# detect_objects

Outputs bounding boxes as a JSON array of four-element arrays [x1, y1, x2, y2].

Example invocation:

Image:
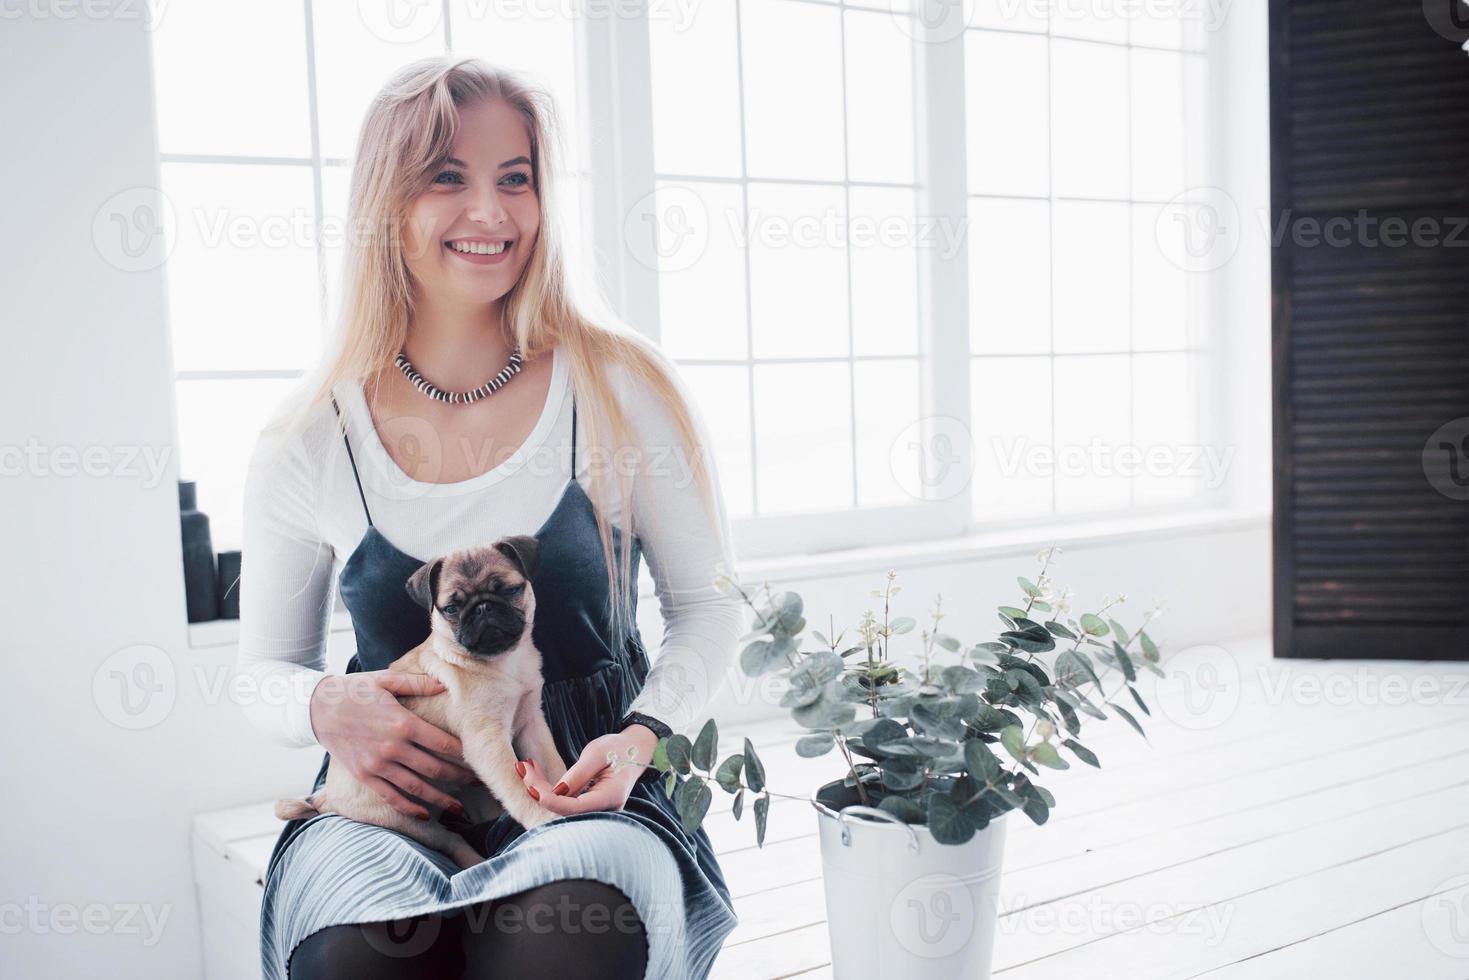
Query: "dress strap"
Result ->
[[329, 395, 374, 527], [571, 394, 577, 477]]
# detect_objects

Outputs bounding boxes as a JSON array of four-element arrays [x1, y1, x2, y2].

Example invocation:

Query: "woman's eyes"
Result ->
[[431, 169, 531, 189]]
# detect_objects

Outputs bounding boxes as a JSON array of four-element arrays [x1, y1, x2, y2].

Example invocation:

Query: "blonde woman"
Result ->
[[239, 55, 742, 979]]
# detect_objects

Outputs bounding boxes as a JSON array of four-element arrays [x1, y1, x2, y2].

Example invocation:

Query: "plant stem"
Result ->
[[836, 734, 871, 806]]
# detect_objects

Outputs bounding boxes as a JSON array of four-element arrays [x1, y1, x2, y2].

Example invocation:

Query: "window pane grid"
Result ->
[[966, 5, 1211, 524], [650, 0, 928, 519]]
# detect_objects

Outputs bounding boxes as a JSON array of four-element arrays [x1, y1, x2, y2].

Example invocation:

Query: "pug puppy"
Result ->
[[274, 535, 569, 869]]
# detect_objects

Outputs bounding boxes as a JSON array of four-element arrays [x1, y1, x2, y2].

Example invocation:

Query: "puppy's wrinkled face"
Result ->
[[405, 535, 542, 658]]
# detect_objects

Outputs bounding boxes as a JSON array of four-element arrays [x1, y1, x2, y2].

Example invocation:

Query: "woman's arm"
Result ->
[[236, 422, 336, 748], [615, 362, 746, 737]]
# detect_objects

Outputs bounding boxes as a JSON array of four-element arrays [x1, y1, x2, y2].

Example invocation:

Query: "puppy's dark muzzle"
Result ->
[[455, 598, 526, 656]]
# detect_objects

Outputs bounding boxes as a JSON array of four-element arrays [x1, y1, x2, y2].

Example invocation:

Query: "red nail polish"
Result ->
[[528, 786, 540, 801], [516, 761, 526, 777], [553, 782, 569, 796], [450, 801, 465, 814]]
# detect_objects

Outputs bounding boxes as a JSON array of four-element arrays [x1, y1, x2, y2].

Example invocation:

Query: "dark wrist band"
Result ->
[[617, 710, 674, 742]]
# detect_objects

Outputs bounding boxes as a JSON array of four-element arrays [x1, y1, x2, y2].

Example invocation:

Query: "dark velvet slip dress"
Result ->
[[257, 387, 739, 980]]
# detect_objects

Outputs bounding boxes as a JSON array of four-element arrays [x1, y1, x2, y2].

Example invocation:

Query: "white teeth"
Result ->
[[448, 241, 508, 255]]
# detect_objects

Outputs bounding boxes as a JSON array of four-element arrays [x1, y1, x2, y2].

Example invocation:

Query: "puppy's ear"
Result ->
[[404, 558, 443, 611], [495, 535, 542, 581]]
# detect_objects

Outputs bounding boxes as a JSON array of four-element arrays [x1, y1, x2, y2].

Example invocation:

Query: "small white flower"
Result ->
[[1036, 719, 1056, 741]]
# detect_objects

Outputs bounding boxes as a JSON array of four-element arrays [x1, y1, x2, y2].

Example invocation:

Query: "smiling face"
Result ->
[[401, 97, 541, 309]]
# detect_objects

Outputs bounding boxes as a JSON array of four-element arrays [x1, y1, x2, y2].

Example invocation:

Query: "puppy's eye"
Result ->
[[441, 603, 460, 616], [503, 584, 524, 596]]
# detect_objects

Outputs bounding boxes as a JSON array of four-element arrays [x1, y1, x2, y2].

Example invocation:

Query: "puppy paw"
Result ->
[[450, 840, 485, 869]]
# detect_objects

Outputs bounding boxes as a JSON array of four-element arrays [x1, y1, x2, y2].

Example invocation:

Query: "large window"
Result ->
[[154, 0, 1220, 559], [647, 0, 929, 531]]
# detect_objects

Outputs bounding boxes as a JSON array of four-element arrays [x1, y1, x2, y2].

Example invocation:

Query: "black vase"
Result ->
[[179, 480, 219, 623], [217, 550, 241, 620]]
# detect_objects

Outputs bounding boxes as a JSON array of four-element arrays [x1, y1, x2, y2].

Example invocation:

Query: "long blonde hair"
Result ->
[[261, 54, 722, 644]]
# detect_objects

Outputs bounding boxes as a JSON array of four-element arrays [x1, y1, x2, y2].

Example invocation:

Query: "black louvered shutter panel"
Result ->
[[1272, 0, 1469, 660]]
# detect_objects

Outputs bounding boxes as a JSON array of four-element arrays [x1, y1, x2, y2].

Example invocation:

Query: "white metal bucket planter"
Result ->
[[811, 780, 1009, 980]]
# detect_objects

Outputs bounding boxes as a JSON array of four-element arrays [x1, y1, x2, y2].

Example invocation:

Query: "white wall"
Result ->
[[2, 6, 227, 977], [0, 4, 1275, 978]]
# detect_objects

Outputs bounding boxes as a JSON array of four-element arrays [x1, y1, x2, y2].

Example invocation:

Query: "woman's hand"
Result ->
[[516, 725, 662, 815], [309, 670, 480, 822]]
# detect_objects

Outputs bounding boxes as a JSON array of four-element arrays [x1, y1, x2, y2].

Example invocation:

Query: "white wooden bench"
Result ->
[[191, 801, 282, 980]]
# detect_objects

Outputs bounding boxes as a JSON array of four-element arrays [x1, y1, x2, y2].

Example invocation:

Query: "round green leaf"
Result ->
[[743, 738, 766, 794], [796, 732, 836, 757], [1029, 742, 1070, 770], [927, 793, 977, 845]]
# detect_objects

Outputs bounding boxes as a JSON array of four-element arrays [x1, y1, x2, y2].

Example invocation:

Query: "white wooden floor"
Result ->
[[700, 635, 1469, 979], [210, 634, 1469, 978]]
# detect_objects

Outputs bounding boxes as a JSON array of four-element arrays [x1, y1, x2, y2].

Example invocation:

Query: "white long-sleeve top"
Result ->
[[237, 345, 744, 748]]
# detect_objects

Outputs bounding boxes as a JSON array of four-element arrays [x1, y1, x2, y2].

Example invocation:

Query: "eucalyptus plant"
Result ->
[[627, 546, 1166, 847]]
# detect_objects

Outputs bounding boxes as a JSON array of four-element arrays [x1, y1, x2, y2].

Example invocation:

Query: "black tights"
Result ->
[[287, 878, 648, 979]]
